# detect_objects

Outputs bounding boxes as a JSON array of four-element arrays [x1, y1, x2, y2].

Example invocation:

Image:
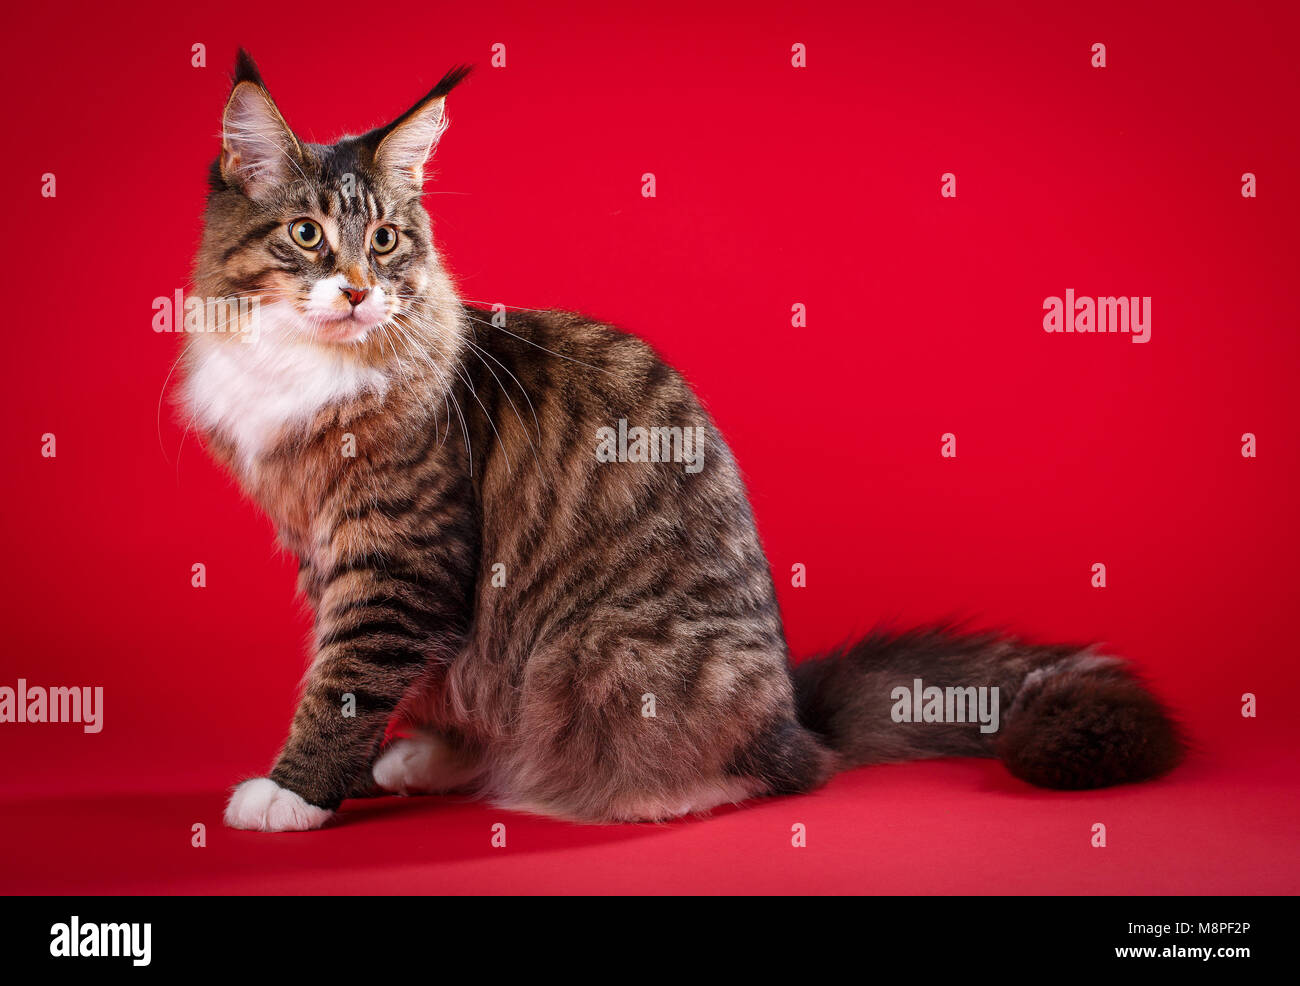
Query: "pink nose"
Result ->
[[340, 286, 369, 306]]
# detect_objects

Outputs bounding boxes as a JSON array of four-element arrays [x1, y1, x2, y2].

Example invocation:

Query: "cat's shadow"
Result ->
[[11, 758, 1156, 892], [335, 789, 752, 842], [0, 785, 726, 893]]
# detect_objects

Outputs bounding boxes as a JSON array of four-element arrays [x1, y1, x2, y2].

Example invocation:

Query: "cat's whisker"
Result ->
[[377, 310, 467, 464], [461, 308, 609, 374], [392, 311, 488, 473], [461, 336, 543, 449], [374, 321, 411, 377], [397, 310, 530, 474], [457, 297, 548, 313], [453, 334, 544, 474], [156, 338, 196, 467], [395, 292, 604, 374], [394, 294, 545, 454]]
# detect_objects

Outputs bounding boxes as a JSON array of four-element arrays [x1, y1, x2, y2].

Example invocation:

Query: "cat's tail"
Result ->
[[791, 626, 1185, 789]]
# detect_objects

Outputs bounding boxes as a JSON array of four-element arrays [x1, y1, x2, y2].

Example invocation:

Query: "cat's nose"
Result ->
[[340, 286, 369, 307]]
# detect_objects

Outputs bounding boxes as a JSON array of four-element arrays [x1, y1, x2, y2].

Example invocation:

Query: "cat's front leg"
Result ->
[[225, 560, 471, 832]]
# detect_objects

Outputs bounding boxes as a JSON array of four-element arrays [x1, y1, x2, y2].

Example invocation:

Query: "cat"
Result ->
[[181, 50, 1184, 831]]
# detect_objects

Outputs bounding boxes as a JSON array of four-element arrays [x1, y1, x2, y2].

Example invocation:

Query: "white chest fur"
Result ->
[[181, 301, 389, 468]]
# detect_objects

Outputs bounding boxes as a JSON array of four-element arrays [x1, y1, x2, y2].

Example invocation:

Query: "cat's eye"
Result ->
[[289, 219, 323, 250], [370, 224, 399, 255]]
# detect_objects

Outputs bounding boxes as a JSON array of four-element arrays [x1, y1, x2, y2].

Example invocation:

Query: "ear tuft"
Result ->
[[371, 65, 474, 187], [233, 47, 266, 88], [428, 64, 474, 100], [219, 66, 303, 200]]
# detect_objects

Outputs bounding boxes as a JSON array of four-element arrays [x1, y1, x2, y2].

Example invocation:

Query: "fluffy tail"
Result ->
[[792, 627, 1185, 789]]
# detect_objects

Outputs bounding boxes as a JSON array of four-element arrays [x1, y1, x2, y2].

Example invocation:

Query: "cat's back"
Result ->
[[461, 303, 700, 418], [457, 303, 729, 483]]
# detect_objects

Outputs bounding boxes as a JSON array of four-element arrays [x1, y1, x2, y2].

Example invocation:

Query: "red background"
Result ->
[[1, 0, 1296, 894]]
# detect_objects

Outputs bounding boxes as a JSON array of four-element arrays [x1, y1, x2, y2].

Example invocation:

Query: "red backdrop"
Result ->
[[1, 0, 1296, 894]]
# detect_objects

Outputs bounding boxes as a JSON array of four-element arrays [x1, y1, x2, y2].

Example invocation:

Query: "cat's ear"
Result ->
[[372, 65, 473, 186], [219, 49, 303, 200]]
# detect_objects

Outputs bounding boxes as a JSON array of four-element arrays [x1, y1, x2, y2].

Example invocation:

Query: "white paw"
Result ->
[[224, 777, 333, 832], [373, 732, 476, 795], [372, 736, 438, 795]]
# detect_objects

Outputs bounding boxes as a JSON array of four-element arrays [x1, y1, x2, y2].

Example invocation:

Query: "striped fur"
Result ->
[[184, 53, 1183, 830]]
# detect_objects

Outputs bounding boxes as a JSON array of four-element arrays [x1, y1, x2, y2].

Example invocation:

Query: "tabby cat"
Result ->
[[182, 51, 1183, 831]]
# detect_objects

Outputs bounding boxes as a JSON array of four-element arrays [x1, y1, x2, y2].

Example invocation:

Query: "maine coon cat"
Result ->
[[183, 51, 1183, 831]]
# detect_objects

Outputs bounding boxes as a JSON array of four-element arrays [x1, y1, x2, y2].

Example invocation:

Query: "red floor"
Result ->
[[3, 748, 1293, 895]]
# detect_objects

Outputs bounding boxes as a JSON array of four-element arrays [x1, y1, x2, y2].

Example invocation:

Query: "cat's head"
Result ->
[[192, 49, 469, 356]]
